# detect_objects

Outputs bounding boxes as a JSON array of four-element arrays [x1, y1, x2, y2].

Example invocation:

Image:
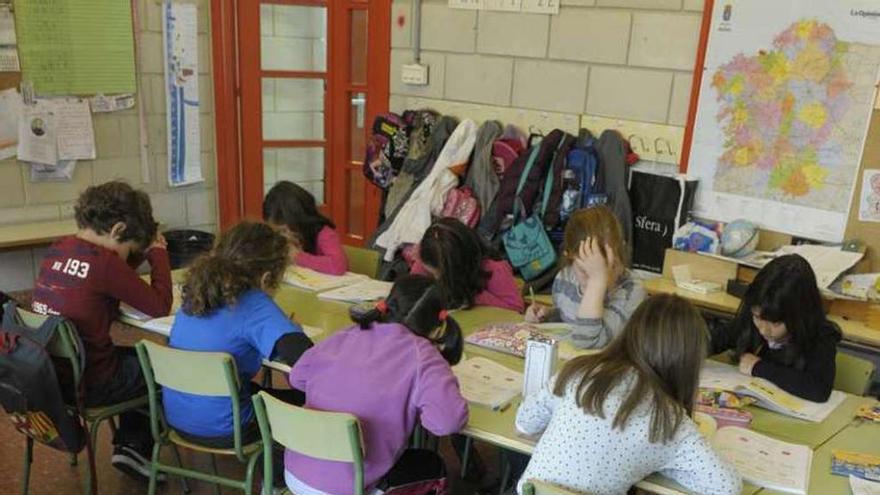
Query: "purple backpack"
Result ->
[[363, 113, 410, 189]]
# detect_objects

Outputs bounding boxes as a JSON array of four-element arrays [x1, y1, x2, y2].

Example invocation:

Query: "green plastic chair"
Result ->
[[835, 351, 876, 396], [522, 479, 589, 495], [135, 340, 263, 495], [343, 245, 380, 279], [252, 391, 364, 495], [15, 307, 149, 495]]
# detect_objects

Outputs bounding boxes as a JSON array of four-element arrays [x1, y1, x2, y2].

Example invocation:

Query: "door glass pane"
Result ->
[[260, 4, 327, 72], [350, 10, 368, 85], [347, 169, 365, 237], [262, 78, 324, 141], [264, 148, 325, 204], [349, 92, 366, 162]]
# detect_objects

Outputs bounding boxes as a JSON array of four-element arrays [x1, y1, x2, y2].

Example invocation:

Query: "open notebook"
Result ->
[[282, 266, 368, 292], [452, 357, 523, 411], [317, 279, 392, 303], [700, 360, 846, 422], [708, 423, 812, 495]]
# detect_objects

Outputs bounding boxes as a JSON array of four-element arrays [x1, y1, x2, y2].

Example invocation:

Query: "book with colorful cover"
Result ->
[[856, 404, 880, 423], [466, 323, 557, 357], [832, 450, 880, 481], [700, 360, 846, 422]]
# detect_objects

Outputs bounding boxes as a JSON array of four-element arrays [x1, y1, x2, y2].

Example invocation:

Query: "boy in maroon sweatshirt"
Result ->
[[32, 181, 172, 480]]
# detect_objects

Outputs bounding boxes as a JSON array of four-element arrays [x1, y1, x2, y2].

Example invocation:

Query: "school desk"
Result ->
[[643, 277, 880, 349], [759, 417, 880, 495], [0, 219, 77, 250]]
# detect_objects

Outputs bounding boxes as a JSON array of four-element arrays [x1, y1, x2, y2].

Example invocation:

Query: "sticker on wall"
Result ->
[[163, 1, 203, 187], [520, 0, 558, 14], [448, 0, 483, 10], [483, 0, 521, 12]]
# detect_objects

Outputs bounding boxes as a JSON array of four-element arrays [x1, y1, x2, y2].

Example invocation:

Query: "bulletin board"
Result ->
[[680, 0, 880, 272]]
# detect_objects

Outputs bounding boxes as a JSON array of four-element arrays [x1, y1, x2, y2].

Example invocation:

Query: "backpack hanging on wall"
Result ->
[[629, 171, 698, 273], [363, 113, 411, 189]]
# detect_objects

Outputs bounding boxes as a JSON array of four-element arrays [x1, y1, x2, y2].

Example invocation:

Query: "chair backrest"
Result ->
[[253, 391, 364, 495], [137, 340, 238, 396], [523, 480, 588, 495], [835, 351, 875, 396], [343, 245, 380, 279]]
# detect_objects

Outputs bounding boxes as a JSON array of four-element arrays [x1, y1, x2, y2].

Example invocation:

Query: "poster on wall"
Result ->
[[859, 169, 880, 223], [686, 0, 880, 242], [163, 1, 203, 187]]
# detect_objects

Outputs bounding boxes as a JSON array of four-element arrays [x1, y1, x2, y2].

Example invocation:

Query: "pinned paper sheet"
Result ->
[[50, 98, 96, 160], [89, 94, 136, 113], [29, 160, 76, 182], [164, 2, 203, 187], [0, 88, 21, 160], [17, 109, 57, 166], [859, 169, 880, 223], [0, 4, 19, 71]]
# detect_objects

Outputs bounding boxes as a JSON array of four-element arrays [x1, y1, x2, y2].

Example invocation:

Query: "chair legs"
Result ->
[[171, 444, 192, 494], [210, 454, 222, 495], [21, 437, 33, 495], [148, 442, 161, 495], [83, 419, 104, 495]]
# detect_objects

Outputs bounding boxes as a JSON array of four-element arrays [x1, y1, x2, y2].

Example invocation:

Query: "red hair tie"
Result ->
[[438, 309, 448, 322], [375, 300, 388, 315]]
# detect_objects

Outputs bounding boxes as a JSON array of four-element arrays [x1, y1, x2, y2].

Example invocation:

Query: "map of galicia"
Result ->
[[709, 19, 880, 212]]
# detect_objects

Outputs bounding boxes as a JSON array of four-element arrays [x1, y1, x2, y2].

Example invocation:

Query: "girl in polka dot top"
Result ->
[[516, 294, 742, 495]]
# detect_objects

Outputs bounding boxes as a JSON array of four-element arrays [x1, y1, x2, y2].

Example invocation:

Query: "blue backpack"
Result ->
[[565, 133, 606, 210]]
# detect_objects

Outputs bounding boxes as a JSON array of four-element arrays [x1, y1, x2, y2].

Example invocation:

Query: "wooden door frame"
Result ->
[[210, 0, 390, 238]]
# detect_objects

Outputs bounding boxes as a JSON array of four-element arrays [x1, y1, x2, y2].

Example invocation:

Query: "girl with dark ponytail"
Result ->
[[283, 275, 467, 494], [164, 221, 313, 450]]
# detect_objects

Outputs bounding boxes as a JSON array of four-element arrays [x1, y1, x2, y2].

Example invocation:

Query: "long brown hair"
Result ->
[[561, 206, 626, 269], [553, 294, 708, 443], [183, 221, 289, 316]]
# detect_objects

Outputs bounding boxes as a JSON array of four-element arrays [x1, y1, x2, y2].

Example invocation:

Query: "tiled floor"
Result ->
[[0, 323, 500, 494]]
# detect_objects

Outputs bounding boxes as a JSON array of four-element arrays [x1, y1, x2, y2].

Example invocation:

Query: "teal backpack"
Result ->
[[502, 141, 564, 281]]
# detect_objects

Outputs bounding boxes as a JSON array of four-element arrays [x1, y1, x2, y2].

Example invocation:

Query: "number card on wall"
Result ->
[[484, 0, 521, 12], [448, 0, 482, 10], [521, 0, 558, 14]]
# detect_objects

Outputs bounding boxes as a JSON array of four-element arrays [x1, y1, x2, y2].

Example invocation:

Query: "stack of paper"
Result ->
[[453, 357, 523, 411], [283, 266, 368, 292], [317, 279, 392, 303]]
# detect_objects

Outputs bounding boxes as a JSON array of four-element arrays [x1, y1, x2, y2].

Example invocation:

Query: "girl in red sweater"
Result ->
[[263, 181, 348, 275]]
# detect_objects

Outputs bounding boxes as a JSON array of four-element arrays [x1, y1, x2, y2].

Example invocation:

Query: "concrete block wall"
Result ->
[[389, 0, 704, 128], [0, 0, 218, 292]]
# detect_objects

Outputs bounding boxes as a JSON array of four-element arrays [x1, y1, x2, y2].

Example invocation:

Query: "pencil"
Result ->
[[529, 286, 536, 307]]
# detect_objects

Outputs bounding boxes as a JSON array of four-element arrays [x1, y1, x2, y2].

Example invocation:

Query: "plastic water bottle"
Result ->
[[560, 169, 581, 221]]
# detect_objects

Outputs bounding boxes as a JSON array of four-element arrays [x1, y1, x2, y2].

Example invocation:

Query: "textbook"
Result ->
[[700, 360, 846, 422], [452, 357, 523, 411], [831, 450, 880, 481], [465, 323, 557, 358], [713, 426, 812, 494], [119, 305, 175, 336], [282, 266, 368, 292], [317, 279, 392, 303]]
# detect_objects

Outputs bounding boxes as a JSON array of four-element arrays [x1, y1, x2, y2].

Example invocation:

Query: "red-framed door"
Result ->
[[212, 0, 389, 244]]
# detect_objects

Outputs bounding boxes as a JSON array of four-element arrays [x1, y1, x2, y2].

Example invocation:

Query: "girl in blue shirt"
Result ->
[[164, 221, 312, 445]]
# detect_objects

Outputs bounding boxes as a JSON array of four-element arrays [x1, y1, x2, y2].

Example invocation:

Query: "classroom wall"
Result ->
[[389, 0, 703, 129], [0, 0, 218, 292]]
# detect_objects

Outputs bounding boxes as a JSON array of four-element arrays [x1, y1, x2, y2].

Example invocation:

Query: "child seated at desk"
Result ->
[[31, 181, 172, 480], [410, 217, 524, 312], [710, 254, 841, 402], [525, 206, 645, 348], [263, 180, 348, 275], [516, 295, 741, 495], [164, 221, 312, 482], [285, 275, 468, 494]]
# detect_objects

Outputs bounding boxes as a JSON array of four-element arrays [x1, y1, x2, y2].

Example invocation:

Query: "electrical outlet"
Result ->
[[401, 64, 429, 86], [580, 115, 685, 166]]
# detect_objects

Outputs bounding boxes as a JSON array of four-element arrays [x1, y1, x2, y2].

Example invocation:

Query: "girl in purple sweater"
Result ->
[[263, 181, 348, 275], [286, 275, 468, 494]]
